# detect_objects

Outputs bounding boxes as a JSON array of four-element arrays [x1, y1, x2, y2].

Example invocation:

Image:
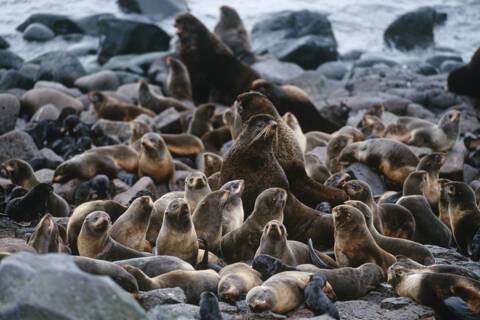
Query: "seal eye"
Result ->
[[237, 105, 244, 114], [255, 121, 264, 130], [351, 183, 360, 191]]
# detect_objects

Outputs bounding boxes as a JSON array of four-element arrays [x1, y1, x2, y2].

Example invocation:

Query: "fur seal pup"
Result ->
[[388, 267, 480, 320], [5, 183, 53, 222], [251, 79, 346, 133], [89, 91, 155, 121], [78, 211, 151, 260], [304, 153, 331, 184], [416, 152, 447, 211], [165, 56, 193, 101], [27, 213, 69, 254], [397, 195, 452, 247], [325, 134, 353, 173], [109, 196, 153, 252], [155, 198, 198, 265], [283, 112, 307, 152], [304, 273, 340, 319], [346, 200, 435, 265], [251, 255, 297, 280], [2, 159, 69, 217], [219, 179, 245, 235], [138, 80, 190, 113], [333, 205, 396, 272], [221, 188, 286, 263], [138, 132, 175, 184], [188, 103, 215, 138], [214, 5, 253, 64], [124, 266, 220, 304], [255, 220, 338, 268], [227, 93, 347, 211], [185, 171, 211, 212], [203, 152, 223, 177], [199, 291, 222, 320], [403, 170, 429, 196], [74, 174, 115, 205], [145, 191, 184, 245], [192, 189, 230, 253], [175, 13, 259, 105], [339, 138, 419, 185], [444, 181, 480, 259], [217, 262, 263, 303], [67, 200, 127, 255]]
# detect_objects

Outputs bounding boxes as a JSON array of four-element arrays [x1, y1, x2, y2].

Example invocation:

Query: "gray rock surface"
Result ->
[[138, 288, 186, 311], [91, 119, 131, 142], [74, 70, 120, 92], [252, 58, 304, 83], [23, 23, 55, 42], [30, 51, 86, 86], [0, 93, 20, 135], [0, 130, 40, 163]]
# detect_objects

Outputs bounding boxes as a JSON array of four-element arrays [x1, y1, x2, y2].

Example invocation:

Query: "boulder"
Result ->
[[74, 70, 119, 92], [138, 288, 186, 311], [0, 130, 40, 163], [74, 13, 115, 36], [252, 10, 338, 69], [91, 119, 131, 142], [426, 54, 462, 68], [35, 168, 54, 183], [0, 252, 146, 320], [23, 23, 55, 42], [0, 94, 20, 135], [252, 58, 304, 83], [0, 50, 24, 69], [39, 148, 64, 163], [16, 13, 83, 35], [355, 54, 398, 68], [288, 70, 327, 102], [440, 60, 463, 74], [117, 0, 188, 21], [114, 176, 157, 205], [34, 80, 82, 97], [345, 163, 385, 196], [0, 36, 9, 49], [20, 88, 84, 115], [147, 303, 233, 320], [317, 61, 349, 80], [384, 7, 447, 51], [97, 18, 170, 64], [426, 245, 480, 277], [0, 70, 33, 91], [30, 51, 86, 86], [153, 108, 183, 134]]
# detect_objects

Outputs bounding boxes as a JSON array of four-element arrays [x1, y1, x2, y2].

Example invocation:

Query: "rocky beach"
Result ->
[[1, 0, 480, 319]]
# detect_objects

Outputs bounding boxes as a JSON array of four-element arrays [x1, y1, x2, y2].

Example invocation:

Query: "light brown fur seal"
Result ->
[[185, 171, 211, 212], [138, 79, 190, 113], [27, 214, 69, 254], [89, 91, 155, 121], [217, 262, 262, 303], [138, 132, 175, 184]]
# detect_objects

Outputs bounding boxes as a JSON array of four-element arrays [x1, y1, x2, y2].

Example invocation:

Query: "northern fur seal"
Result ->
[[187, 103, 215, 138], [416, 152, 447, 211], [138, 132, 175, 184], [219, 179, 245, 235], [185, 171, 211, 212], [283, 112, 307, 152], [27, 214, 69, 254], [217, 262, 262, 302], [138, 79, 190, 113], [202, 152, 223, 177], [5, 183, 53, 222], [165, 56, 193, 101], [89, 91, 155, 121]]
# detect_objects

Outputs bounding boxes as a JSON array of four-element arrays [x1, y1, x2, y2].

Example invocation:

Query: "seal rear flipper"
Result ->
[[443, 296, 480, 320], [308, 238, 330, 269], [285, 159, 347, 207]]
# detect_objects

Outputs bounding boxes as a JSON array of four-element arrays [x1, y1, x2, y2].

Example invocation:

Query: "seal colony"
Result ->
[[0, 6, 480, 320]]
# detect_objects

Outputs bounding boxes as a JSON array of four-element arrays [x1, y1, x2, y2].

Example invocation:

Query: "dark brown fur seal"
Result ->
[[187, 103, 215, 138], [448, 47, 480, 101], [217, 262, 262, 303], [165, 56, 193, 101], [333, 205, 396, 273], [346, 200, 435, 265], [138, 132, 175, 184], [138, 79, 190, 113], [155, 198, 199, 265], [175, 12, 259, 105], [89, 91, 155, 121], [203, 152, 223, 177]]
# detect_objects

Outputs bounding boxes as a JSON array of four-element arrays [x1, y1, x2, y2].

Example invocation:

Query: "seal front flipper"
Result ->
[[285, 159, 347, 207], [308, 238, 330, 269]]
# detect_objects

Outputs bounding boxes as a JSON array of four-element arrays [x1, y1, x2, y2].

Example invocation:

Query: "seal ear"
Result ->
[[247, 232, 260, 247]]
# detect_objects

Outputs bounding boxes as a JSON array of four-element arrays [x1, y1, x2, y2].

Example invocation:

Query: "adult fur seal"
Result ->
[[155, 198, 198, 265], [138, 79, 190, 113], [109, 196, 153, 251], [220, 188, 286, 263], [175, 13, 259, 105], [165, 56, 193, 101], [346, 200, 435, 265], [333, 205, 396, 272], [138, 132, 175, 184], [251, 79, 348, 133], [217, 262, 262, 303], [89, 91, 155, 121], [225, 92, 347, 211], [444, 181, 480, 259]]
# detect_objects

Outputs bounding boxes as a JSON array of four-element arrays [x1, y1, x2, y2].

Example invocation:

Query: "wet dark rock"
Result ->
[[440, 60, 463, 74], [410, 62, 438, 76], [252, 58, 304, 83], [0, 36, 9, 49], [117, 0, 188, 21], [0, 69, 34, 91], [23, 23, 55, 42], [113, 176, 156, 205], [384, 7, 447, 51], [317, 61, 349, 80], [74, 70, 119, 92], [0, 93, 20, 135], [97, 18, 170, 65], [426, 54, 462, 68], [0, 50, 24, 70], [426, 245, 480, 277], [252, 10, 338, 69], [0, 252, 146, 319], [16, 13, 83, 35], [30, 51, 86, 86], [345, 163, 385, 195], [138, 288, 186, 311], [0, 130, 40, 163], [153, 108, 183, 134], [74, 13, 115, 36]]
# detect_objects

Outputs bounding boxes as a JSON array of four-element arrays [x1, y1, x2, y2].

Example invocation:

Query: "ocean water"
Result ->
[[0, 0, 479, 63]]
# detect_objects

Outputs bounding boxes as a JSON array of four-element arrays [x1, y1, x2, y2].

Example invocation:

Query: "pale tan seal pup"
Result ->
[[219, 179, 245, 235], [155, 198, 198, 265], [89, 91, 155, 121], [217, 262, 262, 303], [185, 171, 211, 212]]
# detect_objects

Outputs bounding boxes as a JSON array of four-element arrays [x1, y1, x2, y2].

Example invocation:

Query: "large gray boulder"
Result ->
[[117, 0, 188, 21], [0, 130, 40, 163], [0, 93, 20, 135], [252, 10, 338, 69], [30, 51, 86, 86], [0, 50, 24, 69], [23, 23, 55, 42], [74, 70, 119, 92], [252, 58, 304, 83], [16, 13, 83, 35], [0, 252, 146, 320]]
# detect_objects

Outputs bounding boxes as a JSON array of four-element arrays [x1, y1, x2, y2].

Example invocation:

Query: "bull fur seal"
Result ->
[[333, 205, 396, 272], [155, 198, 199, 265], [77, 211, 151, 260], [255, 220, 338, 268], [165, 56, 193, 101], [109, 196, 153, 252], [444, 181, 480, 259], [220, 187, 286, 263], [27, 213, 69, 254], [187, 103, 215, 138], [124, 265, 220, 304], [175, 13, 259, 105], [388, 267, 480, 320], [217, 262, 263, 303], [1, 159, 69, 217], [185, 171, 211, 212], [346, 200, 435, 265], [138, 132, 175, 184], [339, 138, 419, 185], [89, 91, 155, 121], [214, 5, 253, 64], [138, 79, 190, 113], [67, 199, 127, 255]]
